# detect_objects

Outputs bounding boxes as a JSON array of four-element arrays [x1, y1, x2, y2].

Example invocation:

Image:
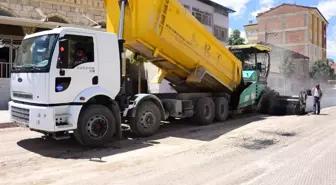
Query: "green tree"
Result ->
[[127, 53, 148, 93], [310, 60, 335, 82], [228, 29, 245, 45], [228, 29, 249, 61], [279, 51, 295, 78]]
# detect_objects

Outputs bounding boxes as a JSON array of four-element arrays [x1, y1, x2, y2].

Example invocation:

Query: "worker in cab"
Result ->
[[312, 84, 323, 115], [74, 47, 88, 66]]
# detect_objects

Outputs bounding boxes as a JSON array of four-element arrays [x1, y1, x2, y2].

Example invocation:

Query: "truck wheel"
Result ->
[[130, 101, 161, 137], [74, 104, 116, 147], [214, 97, 229, 122], [257, 90, 272, 114], [193, 97, 215, 125]]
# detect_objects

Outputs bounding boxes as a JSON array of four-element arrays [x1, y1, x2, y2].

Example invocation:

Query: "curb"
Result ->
[[0, 122, 16, 129]]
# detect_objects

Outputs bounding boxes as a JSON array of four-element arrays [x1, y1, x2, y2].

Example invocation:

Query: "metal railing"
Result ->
[[0, 62, 13, 78]]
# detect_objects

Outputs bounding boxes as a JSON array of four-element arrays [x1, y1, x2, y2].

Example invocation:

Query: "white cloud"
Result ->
[[318, 1, 336, 58], [327, 25, 336, 58], [317, 0, 336, 20], [250, 0, 275, 17], [211, 0, 251, 16]]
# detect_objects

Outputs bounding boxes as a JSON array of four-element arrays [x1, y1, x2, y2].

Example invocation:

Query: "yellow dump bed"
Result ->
[[104, 0, 242, 93]]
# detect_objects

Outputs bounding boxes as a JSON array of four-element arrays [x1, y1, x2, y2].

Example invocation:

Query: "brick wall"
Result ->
[[0, 0, 106, 26], [284, 14, 306, 28], [285, 30, 305, 43]]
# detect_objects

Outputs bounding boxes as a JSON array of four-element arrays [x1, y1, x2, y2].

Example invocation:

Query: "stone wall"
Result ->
[[0, 0, 106, 26]]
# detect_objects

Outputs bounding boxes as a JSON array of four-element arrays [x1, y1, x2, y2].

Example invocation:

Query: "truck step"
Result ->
[[52, 132, 71, 140]]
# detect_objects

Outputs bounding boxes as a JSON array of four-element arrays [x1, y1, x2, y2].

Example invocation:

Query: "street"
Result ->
[[0, 106, 336, 185]]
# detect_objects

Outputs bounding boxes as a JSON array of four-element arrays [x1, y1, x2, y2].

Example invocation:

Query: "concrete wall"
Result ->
[[0, 79, 10, 110], [213, 12, 229, 28]]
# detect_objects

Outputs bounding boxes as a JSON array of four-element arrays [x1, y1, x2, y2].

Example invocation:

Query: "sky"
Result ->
[[211, 0, 336, 60]]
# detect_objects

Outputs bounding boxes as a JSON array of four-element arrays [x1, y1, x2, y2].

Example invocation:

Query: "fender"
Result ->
[[73, 86, 116, 103], [126, 94, 168, 120], [71, 86, 122, 139]]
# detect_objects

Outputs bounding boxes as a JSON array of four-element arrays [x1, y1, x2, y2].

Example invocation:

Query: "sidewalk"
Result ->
[[0, 110, 15, 129]]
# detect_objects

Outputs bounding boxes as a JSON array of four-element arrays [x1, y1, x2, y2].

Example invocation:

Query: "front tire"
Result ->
[[129, 101, 162, 137], [74, 105, 116, 147]]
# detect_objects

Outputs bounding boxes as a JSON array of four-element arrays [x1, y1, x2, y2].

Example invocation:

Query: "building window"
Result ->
[[214, 25, 228, 41], [192, 8, 212, 26], [57, 34, 95, 69]]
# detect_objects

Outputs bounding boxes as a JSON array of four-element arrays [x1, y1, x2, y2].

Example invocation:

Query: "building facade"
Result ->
[[244, 21, 258, 44], [244, 4, 328, 67]]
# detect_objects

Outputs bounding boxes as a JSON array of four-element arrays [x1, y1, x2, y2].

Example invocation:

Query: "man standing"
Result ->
[[312, 84, 323, 115]]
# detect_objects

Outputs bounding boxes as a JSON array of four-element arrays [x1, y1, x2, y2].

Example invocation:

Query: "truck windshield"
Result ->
[[13, 34, 58, 71]]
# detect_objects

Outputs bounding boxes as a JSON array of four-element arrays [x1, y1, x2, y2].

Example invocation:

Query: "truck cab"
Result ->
[[9, 27, 121, 135]]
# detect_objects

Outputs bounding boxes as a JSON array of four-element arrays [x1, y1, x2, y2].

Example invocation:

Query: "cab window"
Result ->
[[57, 34, 94, 69]]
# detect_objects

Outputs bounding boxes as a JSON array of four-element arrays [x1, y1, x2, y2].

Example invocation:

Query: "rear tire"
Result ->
[[129, 101, 162, 137], [74, 105, 116, 147], [193, 97, 215, 125], [214, 97, 229, 122]]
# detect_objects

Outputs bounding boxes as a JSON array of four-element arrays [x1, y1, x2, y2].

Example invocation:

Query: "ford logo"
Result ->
[[18, 78, 22, 83]]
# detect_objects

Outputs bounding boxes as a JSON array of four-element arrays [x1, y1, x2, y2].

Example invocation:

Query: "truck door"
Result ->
[[49, 33, 98, 104]]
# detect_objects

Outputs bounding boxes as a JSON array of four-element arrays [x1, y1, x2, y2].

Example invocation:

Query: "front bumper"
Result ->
[[8, 101, 79, 132]]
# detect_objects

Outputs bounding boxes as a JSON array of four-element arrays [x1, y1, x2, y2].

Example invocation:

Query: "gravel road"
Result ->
[[1, 107, 336, 185]]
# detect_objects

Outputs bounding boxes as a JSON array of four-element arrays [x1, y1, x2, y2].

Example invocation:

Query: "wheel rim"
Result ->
[[140, 111, 156, 129], [86, 115, 109, 139]]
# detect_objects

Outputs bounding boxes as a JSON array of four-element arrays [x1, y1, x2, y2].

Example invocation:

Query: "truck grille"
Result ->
[[12, 92, 33, 99], [11, 106, 30, 123]]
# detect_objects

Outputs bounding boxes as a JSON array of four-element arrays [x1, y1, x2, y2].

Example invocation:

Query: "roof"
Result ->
[[256, 3, 328, 24], [228, 44, 272, 52], [197, 0, 235, 13], [243, 23, 258, 27]]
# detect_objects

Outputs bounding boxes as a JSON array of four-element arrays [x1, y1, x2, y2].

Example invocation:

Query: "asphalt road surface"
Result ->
[[1, 107, 336, 185]]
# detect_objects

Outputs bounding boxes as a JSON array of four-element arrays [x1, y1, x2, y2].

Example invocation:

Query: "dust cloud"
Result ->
[[265, 46, 336, 112]]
